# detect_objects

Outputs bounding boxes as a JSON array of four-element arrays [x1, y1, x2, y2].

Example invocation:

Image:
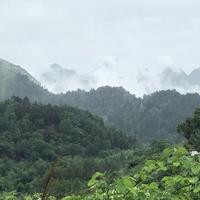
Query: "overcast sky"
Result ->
[[1, 0, 200, 95]]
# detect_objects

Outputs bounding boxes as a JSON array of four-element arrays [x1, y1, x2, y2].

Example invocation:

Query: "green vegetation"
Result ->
[[1, 61, 200, 199], [2, 97, 200, 199], [65, 146, 200, 200], [1, 60, 200, 142], [61, 106, 200, 200], [3, 146, 200, 199], [0, 62, 55, 103], [0, 97, 136, 197], [178, 107, 200, 151], [63, 87, 200, 142]]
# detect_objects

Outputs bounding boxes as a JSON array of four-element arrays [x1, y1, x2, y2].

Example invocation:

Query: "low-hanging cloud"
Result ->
[[1, 0, 200, 96], [1, 0, 200, 78], [136, 66, 200, 96], [40, 57, 124, 93], [41, 63, 96, 93], [40, 57, 200, 97]]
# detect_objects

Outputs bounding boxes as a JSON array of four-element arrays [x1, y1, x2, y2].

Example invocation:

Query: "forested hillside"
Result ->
[[3, 107, 200, 199], [0, 59, 56, 103], [2, 0, 200, 199], [0, 97, 136, 197], [1, 59, 200, 142], [1, 61, 200, 198], [63, 87, 200, 141], [64, 106, 200, 200]]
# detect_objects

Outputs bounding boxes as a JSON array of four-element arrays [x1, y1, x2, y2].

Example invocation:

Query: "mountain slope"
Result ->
[[0, 60, 139, 196], [0, 97, 136, 196], [62, 88, 200, 142], [0, 59, 55, 103], [160, 67, 189, 87], [1, 59, 200, 141], [61, 86, 141, 135], [188, 68, 200, 85]]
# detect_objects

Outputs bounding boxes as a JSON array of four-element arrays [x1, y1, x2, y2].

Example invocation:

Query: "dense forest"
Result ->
[[2, 0, 200, 198], [2, 106, 200, 199], [63, 109, 200, 200], [63, 87, 200, 141], [1, 60, 200, 142], [0, 97, 136, 197], [1, 61, 200, 199]]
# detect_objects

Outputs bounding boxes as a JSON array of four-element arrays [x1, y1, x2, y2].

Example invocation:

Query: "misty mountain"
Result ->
[[63, 87, 200, 142], [137, 67, 200, 95], [188, 68, 200, 85], [40, 59, 125, 94], [1, 59, 200, 142], [41, 63, 96, 93], [158, 67, 200, 90], [40, 63, 200, 96], [0, 59, 56, 103], [160, 67, 189, 87]]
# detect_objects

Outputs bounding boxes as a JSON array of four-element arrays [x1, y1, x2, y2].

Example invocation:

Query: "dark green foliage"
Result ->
[[2, 147, 200, 199], [0, 97, 136, 197], [1, 60, 200, 142], [66, 147, 200, 200], [0, 97, 135, 158], [63, 87, 200, 142], [178, 107, 200, 151], [62, 87, 141, 136], [2, 61, 200, 199], [0, 61, 56, 103]]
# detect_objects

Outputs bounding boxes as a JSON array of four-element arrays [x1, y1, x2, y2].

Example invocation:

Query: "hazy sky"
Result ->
[[1, 0, 200, 95]]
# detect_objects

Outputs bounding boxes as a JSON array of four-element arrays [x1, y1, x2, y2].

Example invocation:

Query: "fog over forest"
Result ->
[[1, 1, 200, 199]]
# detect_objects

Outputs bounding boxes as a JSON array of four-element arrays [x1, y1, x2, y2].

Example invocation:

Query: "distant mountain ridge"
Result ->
[[160, 67, 188, 87], [0, 59, 41, 86], [0, 59, 56, 103], [62, 87, 200, 142], [41, 62, 200, 95], [160, 66, 200, 88], [188, 68, 200, 85], [1, 58, 200, 142]]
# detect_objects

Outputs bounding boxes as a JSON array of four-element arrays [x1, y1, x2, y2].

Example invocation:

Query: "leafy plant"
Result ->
[[65, 147, 200, 200]]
